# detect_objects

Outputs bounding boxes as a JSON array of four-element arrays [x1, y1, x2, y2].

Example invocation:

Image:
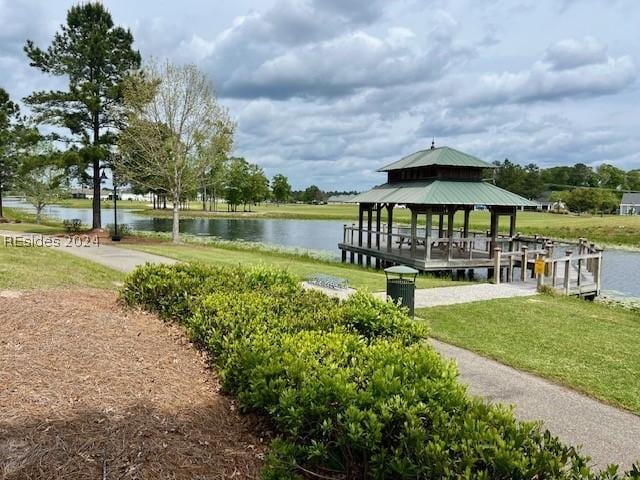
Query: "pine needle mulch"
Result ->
[[0, 289, 265, 479]]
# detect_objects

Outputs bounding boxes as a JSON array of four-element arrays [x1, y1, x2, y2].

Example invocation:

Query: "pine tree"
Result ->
[[24, 2, 140, 228]]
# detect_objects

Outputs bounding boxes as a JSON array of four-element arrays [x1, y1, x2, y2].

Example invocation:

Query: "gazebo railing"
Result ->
[[341, 224, 517, 261]]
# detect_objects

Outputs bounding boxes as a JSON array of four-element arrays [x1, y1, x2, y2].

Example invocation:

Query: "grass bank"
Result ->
[[124, 239, 456, 291], [52, 198, 149, 209], [418, 295, 640, 414], [0, 241, 123, 289], [134, 203, 640, 248], [2, 207, 65, 233]]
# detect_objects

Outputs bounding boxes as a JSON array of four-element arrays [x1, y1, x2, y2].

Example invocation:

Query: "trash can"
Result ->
[[384, 265, 419, 316]]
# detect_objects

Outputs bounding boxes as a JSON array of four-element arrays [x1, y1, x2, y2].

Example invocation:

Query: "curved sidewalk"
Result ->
[[432, 340, 640, 469]]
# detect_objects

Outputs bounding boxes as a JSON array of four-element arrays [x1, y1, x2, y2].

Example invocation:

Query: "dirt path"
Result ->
[[0, 290, 264, 479]]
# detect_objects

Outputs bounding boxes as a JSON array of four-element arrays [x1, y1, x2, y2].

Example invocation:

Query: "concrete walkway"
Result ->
[[433, 340, 640, 469], [306, 281, 538, 307], [411, 282, 537, 308], [0, 231, 176, 273]]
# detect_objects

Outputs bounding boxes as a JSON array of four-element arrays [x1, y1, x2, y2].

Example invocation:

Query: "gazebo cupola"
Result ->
[[339, 144, 539, 271]]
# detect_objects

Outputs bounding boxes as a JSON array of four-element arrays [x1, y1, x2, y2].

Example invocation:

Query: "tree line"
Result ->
[[492, 159, 639, 214]]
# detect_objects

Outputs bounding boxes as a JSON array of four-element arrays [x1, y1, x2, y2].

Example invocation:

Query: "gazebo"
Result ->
[[339, 144, 539, 274]]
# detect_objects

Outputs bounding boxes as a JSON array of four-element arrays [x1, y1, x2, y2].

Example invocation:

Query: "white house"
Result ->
[[620, 192, 640, 215]]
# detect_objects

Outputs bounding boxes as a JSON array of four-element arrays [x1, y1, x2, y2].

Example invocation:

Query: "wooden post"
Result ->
[[489, 210, 498, 258], [564, 251, 572, 295], [438, 213, 444, 240], [358, 204, 364, 265], [520, 245, 528, 282], [507, 254, 514, 282], [447, 209, 455, 260], [425, 211, 432, 260], [366, 206, 373, 267], [595, 248, 603, 296], [577, 256, 582, 290], [386, 204, 394, 253], [410, 208, 418, 257], [463, 207, 470, 240], [492, 247, 501, 284], [375, 205, 381, 250], [509, 211, 517, 251]]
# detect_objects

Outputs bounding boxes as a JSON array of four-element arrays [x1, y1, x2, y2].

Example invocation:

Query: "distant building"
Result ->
[[327, 194, 357, 204], [70, 188, 110, 200], [536, 191, 567, 213], [119, 189, 152, 202], [620, 192, 640, 215]]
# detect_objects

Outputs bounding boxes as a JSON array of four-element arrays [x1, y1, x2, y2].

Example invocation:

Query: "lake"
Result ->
[[5, 199, 640, 299]]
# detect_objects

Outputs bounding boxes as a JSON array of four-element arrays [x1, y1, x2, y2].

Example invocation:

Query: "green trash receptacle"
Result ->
[[384, 265, 419, 316]]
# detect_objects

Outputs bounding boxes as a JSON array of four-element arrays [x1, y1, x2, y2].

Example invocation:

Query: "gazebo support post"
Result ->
[[438, 213, 444, 241], [489, 209, 498, 258], [386, 203, 394, 253], [425, 211, 432, 260], [366, 205, 373, 267], [358, 203, 364, 265], [447, 208, 455, 261], [463, 207, 470, 239], [375, 204, 381, 269], [375, 204, 381, 250], [509, 208, 517, 251], [410, 208, 418, 257]]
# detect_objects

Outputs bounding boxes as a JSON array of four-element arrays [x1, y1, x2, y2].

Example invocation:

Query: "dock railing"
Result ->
[[341, 226, 603, 296], [342, 224, 516, 260]]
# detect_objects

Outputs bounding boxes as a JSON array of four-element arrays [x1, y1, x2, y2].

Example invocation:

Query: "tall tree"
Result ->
[[223, 157, 249, 212], [596, 163, 628, 190], [0, 88, 21, 219], [245, 164, 269, 210], [0, 88, 40, 219], [194, 118, 235, 211], [303, 185, 325, 203], [271, 173, 292, 205], [117, 61, 231, 243], [24, 2, 140, 229], [17, 142, 65, 224], [627, 169, 640, 191]]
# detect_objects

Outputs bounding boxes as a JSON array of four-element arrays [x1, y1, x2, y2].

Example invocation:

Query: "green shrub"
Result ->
[[340, 291, 427, 345], [62, 218, 83, 233], [121, 263, 638, 479], [106, 223, 131, 237], [120, 262, 299, 320]]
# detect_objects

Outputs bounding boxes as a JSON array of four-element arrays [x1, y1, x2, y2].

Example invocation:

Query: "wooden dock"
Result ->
[[339, 225, 603, 297]]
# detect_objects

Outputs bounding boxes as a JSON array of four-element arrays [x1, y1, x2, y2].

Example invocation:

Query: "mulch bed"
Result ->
[[0, 290, 265, 479]]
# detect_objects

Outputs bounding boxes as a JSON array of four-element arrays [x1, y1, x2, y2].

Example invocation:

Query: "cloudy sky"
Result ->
[[1, 0, 639, 190]]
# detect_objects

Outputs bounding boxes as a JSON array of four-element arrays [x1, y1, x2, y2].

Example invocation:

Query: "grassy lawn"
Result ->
[[0, 241, 123, 289], [418, 295, 640, 414], [125, 242, 456, 291], [0, 222, 62, 234], [135, 203, 640, 248]]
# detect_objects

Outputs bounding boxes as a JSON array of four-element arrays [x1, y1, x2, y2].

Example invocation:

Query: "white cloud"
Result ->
[[544, 36, 608, 70], [453, 53, 636, 107]]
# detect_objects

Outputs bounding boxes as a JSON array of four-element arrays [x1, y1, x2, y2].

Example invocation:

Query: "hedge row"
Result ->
[[121, 263, 636, 479]]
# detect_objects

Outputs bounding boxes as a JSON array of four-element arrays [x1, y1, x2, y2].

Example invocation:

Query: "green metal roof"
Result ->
[[377, 146, 494, 172], [349, 180, 539, 207]]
